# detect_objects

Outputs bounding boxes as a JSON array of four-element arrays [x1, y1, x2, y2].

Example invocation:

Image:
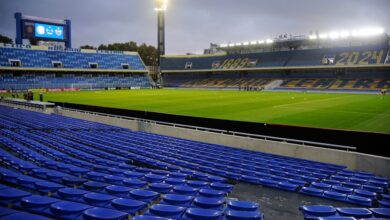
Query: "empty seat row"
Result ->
[[300, 205, 390, 219]]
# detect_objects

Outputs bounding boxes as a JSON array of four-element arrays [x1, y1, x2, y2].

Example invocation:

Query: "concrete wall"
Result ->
[[56, 108, 390, 177]]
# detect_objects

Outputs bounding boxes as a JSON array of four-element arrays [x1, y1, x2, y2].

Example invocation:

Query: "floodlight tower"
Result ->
[[155, 0, 167, 66]]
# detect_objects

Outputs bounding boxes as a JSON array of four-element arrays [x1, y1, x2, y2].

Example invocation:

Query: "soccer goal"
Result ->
[[71, 83, 94, 90]]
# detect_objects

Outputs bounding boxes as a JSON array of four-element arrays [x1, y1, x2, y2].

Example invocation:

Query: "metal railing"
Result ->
[[59, 107, 356, 152], [0, 98, 54, 111]]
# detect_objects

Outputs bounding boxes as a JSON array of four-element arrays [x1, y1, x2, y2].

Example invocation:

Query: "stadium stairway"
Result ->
[[0, 105, 389, 219]]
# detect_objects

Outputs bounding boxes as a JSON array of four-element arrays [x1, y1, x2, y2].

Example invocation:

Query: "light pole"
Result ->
[[155, 0, 167, 66]]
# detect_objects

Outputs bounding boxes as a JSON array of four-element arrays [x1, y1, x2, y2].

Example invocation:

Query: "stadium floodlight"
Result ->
[[243, 42, 249, 46], [352, 27, 385, 37], [235, 43, 242, 46], [250, 41, 257, 45], [258, 40, 265, 44], [229, 43, 235, 47], [266, 39, 274, 44], [308, 34, 317, 40], [155, 0, 168, 66], [155, 0, 168, 11], [329, 32, 340, 40], [340, 31, 350, 38], [319, 33, 328, 39], [220, 44, 228, 48]]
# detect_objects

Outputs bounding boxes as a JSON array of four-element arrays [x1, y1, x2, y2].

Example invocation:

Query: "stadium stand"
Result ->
[[0, 45, 145, 70], [163, 72, 390, 92], [0, 105, 265, 220], [161, 45, 389, 71], [0, 44, 151, 90], [161, 42, 390, 92], [0, 105, 389, 219]]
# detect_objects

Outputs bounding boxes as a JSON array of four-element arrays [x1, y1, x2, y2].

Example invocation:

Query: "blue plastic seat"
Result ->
[[129, 189, 159, 203], [111, 198, 147, 214], [46, 171, 67, 182], [258, 178, 278, 187], [362, 185, 383, 193], [300, 205, 337, 218], [300, 187, 324, 196], [354, 189, 377, 199], [379, 200, 390, 208], [277, 182, 298, 191], [123, 179, 147, 188], [70, 167, 89, 175], [147, 204, 186, 219], [145, 174, 166, 183], [62, 176, 87, 186], [198, 189, 225, 199], [56, 188, 88, 200], [16, 176, 36, 186], [192, 197, 224, 210], [20, 195, 59, 210], [336, 208, 372, 218], [311, 182, 331, 190], [34, 181, 64, 194], [187, 181, 209, 188], [50, 201, 92, 219], [331, 186, 353, 195], [133, 215, 172, 220], [0, 188, 31, 205], [193, 172, 209, 181], [173, 186, 199, 196], [210, 183, 233, 192], [86, 172, 106, 181], [208, 176, 226, 183], [183, 208, 222, 220], [224, 210, 262, 220], [83, 192, 115, 206], [0, 212, 52, 220], [227, 200, 259, 212], [286, 178, 305, 186], [346, 195, 372, 206], [317, 217, 356, 220], [149, 183, 173, 194], [368, 180, 388, 188], [0, 171, 18, 182], [322, 191, 347, 201], [342, 182, 361, 189], [83, 207, 128, 220], [124, 171, 145, 179], [370, 208, 390, 218], [105, 185, 131, 197], [161, 194, 194, 207], [242, 175, 259, 184], [381, 193, 390, 201], [83, 181, 109, 191], [168, 173, 187, 179], [104, 175, 126, 185], [0, 207, 17, 217], [164, 178, 186, 186]]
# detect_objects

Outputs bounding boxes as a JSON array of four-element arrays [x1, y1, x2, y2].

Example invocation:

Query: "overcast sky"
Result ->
[[0, 0, 389, 54]]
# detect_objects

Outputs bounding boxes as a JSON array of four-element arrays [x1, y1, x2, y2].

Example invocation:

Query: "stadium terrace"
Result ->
[[0, 3, 390, 220]]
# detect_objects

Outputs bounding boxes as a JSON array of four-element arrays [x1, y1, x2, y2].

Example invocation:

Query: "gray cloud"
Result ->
[[1, 0, 389, 54]]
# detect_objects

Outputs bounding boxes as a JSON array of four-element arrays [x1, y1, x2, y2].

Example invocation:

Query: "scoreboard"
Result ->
[[15, 12, 71, 48]]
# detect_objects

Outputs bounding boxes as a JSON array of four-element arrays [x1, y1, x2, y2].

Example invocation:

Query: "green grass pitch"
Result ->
[[38, 89, 390, 134]]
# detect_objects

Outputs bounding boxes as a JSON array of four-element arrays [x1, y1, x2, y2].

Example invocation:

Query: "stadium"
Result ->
[[0, 0, 390, 220]]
